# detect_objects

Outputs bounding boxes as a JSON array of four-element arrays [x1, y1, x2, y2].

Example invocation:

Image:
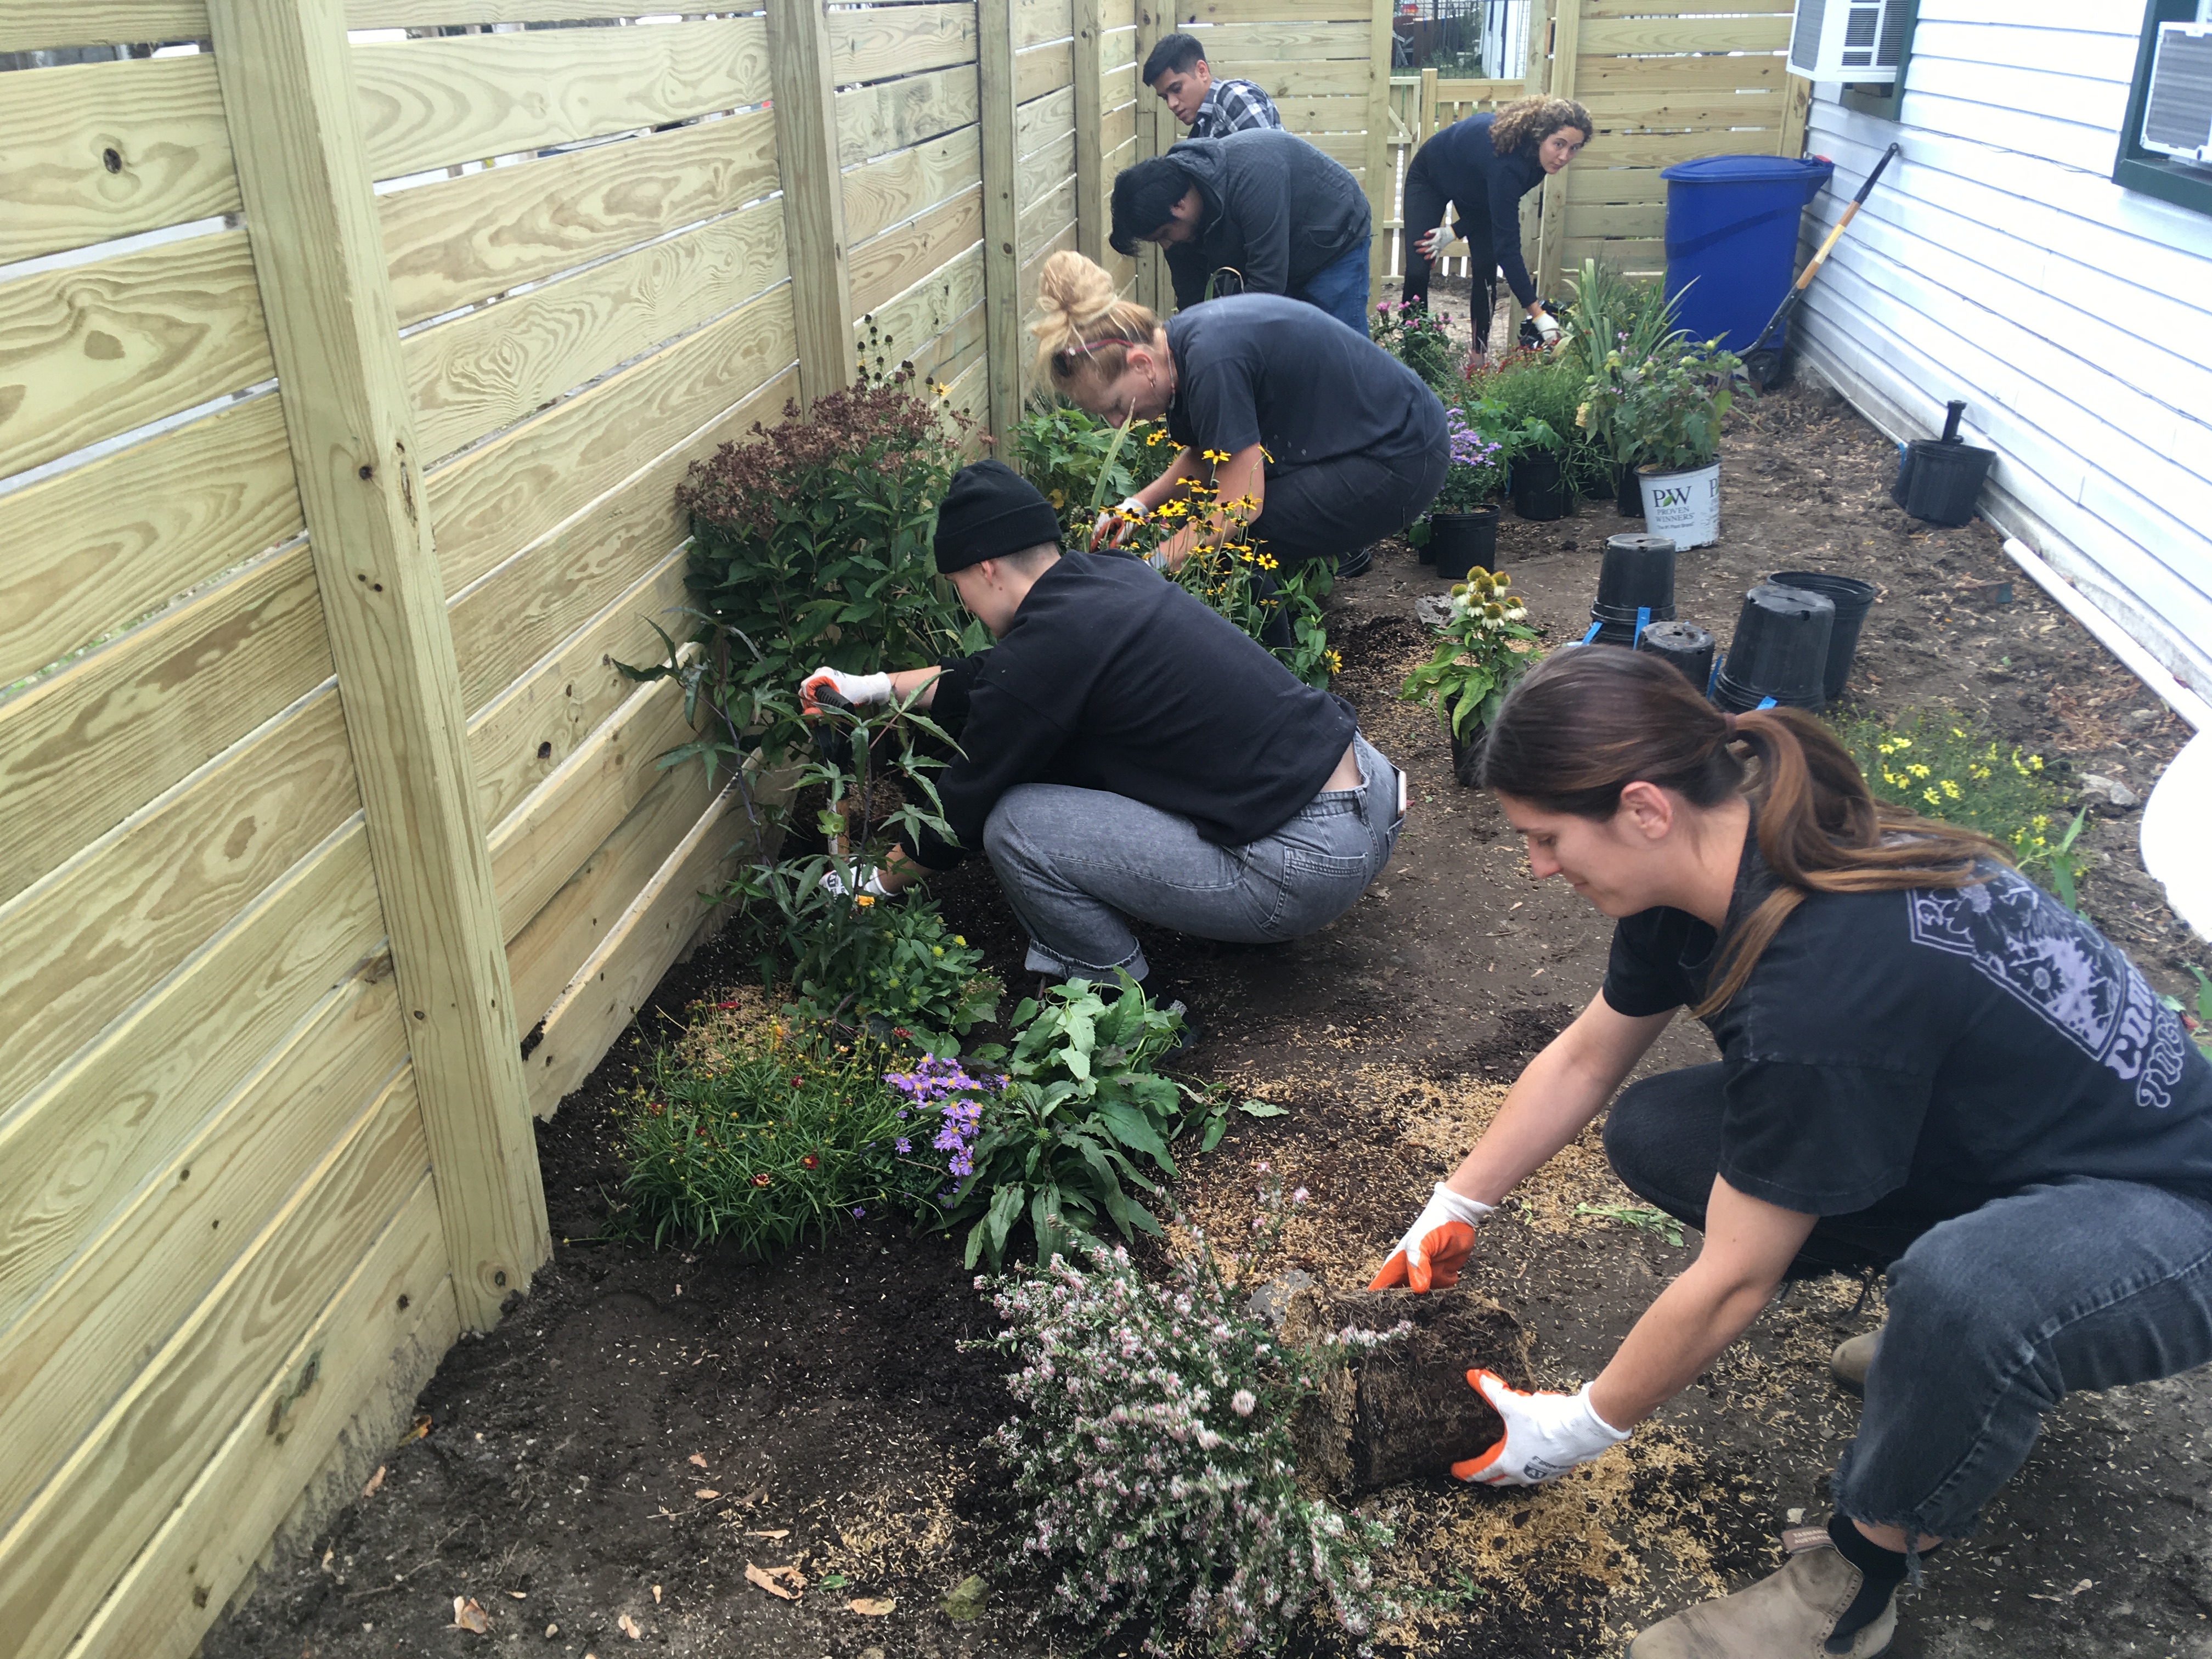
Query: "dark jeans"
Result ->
[[1604, 1064, 2212, 1540], [1251, 439, 1449, 569], [1401, 149, 1499, 349]]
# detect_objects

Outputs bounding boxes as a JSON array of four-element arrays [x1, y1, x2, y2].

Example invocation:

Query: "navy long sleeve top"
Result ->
[[1410, 114, 1547, 307]]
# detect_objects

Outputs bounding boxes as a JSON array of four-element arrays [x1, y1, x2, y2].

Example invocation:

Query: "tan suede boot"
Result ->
[[1831, 1329, 1881, 1397], [1628, 1526, 1899, 1658]]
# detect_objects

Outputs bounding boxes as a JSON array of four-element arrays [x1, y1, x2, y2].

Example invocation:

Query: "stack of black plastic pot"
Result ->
[[1585, 534, 1678, 646]]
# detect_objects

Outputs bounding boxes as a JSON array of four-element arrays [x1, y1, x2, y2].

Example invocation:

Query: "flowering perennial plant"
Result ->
[[885, 1053, 1007, 1182], [1429, 408, 1508, 512], [1400, 566, 1542, 741], [1370, 299, 1460, 390], [974, 1171, 1406, 1652]]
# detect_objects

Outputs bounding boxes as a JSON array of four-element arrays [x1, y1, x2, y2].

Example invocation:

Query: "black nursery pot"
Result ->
[[1510, 454, 1571, 521], [1588, 533, 1677, 645], [1614, 462, 1646, 518], [1770, 570, 1875, 703], [1429, 507, 1500, 581], [1712, 582, 1835, 712], [1448, 725, 1486, 788], [1635, 619, 1717, 697]]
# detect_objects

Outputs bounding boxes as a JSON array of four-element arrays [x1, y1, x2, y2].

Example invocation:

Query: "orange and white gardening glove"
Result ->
[[1452, 1370, 1629, 1487], [1367, 1183, 1494, 1291], [1090, 497, 1149, 552], [799, 665, 891, 713]]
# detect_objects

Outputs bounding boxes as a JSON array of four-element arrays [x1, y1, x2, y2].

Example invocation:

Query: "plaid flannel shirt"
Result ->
[[1186, 77, 1283, 139]]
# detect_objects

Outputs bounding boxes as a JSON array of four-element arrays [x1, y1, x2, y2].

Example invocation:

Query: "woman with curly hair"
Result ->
[[1400, 93, 1593, 363], [1028, 247, 1445, 580]]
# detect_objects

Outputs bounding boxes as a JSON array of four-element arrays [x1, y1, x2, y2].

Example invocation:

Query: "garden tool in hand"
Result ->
[[1452, 1370, 1629, 1486], [1368, 1183, 1495, 1291], [1741, 141, 1901, 391]]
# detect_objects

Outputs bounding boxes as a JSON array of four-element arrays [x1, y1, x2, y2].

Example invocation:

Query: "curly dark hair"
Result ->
[[1489, 94, 1594, 156]]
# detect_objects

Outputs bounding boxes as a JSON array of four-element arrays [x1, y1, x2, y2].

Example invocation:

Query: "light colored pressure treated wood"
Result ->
[[1575, 53, 1785, 95], [978, 0, 1025, 453], [0, 811, 381, 1338], [1367, 0, 1390, 280], [842, 126, 983, 248], [427, 286, 797, 603], [488, 669, 702, 943], [527, 784, 749, 1116], [466, 548, 691, 831], [1019, 176, 1080, 251], [347, 0, 646, 21], [0, 686, 359, 1154], [849, 187, 986, 320], [507, 758, 718, 1033], [1022, 129, 1079, 208], [1018, 0, 1075, 47], [830, 2, 978, 83], [0, 228, 273, 483], [1779, 71, 1812, 160], [836, 63, 981, 168], [0, 963, 404, 1536], [449, 364, 798, 720], [402, 198, 788, 463], [861, 244, 988, 377], [1579, 127, 1776, 168], [769, 0, 856, 412], [0, 1053, 429, 1659], [1015, 39, 1076, 104], [1577, 93, 1786, 128], [0, 52, 240, 266], [1189, 19, 1369, 58], [0, 1, 207, 51], [1074, 0, 1106, 259], [351, 18, 771, 181], [1170, 0, 1367, 19], [1017, 83, 1078, 154], [0, 544, 334, 914], [377, 108, 780, 328], [1578, 13, 1788, 56], [1203, 56, 1367, 99], [60, 1175, 453, 1659], [210, 0, 546, 1329], [1584, 0, 1788, 12], [0, 392, 302, 691], [1535, 0, 1581, 303]]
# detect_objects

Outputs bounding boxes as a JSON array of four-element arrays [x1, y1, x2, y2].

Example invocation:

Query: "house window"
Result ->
[[2114, 0, 2212, 217], [1838, 0, 1918, 121]]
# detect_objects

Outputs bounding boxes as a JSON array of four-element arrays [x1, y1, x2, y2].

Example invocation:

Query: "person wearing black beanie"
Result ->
[[797, 460, 1406, 1007]]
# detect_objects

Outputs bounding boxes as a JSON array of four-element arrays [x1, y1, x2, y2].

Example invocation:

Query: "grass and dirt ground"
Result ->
[[204, 363, 2212, 1659]]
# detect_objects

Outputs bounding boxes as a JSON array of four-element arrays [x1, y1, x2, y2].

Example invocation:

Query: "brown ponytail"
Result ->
[[1479, 647, 2008, 1014]]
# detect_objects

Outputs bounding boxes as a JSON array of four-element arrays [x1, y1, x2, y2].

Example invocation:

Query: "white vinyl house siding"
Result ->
[[1788, 2, 2212, 697]]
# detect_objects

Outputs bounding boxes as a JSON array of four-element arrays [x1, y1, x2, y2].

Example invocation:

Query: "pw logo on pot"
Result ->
[[1650, 485, 1696, 509]]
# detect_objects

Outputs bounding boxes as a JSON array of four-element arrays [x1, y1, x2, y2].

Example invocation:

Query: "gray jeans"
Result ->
[[981, 732, 1403, 980]]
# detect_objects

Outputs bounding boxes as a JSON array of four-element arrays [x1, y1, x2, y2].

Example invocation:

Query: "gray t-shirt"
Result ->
[[1165, 294, 1443, 472]]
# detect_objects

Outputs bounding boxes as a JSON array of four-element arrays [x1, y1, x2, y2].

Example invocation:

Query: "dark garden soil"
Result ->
[[206, 378, 2212, 1659]]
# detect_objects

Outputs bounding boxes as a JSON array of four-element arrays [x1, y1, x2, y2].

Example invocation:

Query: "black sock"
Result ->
[[1824, 1516, 1910, 1651]]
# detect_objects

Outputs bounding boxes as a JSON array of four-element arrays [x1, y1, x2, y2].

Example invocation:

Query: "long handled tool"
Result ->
[[1742, 141, 1901, 390]]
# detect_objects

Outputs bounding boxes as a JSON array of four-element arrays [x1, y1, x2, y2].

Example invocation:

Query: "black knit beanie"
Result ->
[[1110, 155, 1195, 256], [933, 460, 1063, 574]]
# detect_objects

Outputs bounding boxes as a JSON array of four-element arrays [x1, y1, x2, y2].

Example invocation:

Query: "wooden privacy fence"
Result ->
[[0, 1, 1131, 1654], [1372, 0, 1810, 303]]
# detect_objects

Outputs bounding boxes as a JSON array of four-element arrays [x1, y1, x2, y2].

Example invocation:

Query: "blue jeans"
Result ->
[[980, 733, 1402, 979], [1293, 241, 1373, 336], [1605, 1064, 2212, 1542]]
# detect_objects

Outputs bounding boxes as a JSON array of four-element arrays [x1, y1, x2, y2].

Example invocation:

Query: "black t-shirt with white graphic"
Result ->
[[1602, 839, 2212, 1220]]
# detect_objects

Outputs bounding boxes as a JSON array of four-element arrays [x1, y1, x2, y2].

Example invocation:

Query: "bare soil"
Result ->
[[205, 379, 2212, 1659]]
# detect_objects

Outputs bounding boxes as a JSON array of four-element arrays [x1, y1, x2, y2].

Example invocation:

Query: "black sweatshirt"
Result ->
[[1160, 129, 1372, 312], [1409, 114, 1547, 307], [898, 552, 1355, 870]]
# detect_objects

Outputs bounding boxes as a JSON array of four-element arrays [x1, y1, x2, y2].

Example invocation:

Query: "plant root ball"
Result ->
[[1279, 1286, 1533, 1495]]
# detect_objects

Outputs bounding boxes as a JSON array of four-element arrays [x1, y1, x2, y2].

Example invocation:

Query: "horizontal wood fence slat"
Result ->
[[0, 53, 240, 267], [1018, 0, 1075, 47], [377, 109, 781, 329], [837, 63, 981, 167], [1578, 12, 1789, 54], [849, 188, 986, 319], [831, 1, 978, 82], [345, 0, 644, 22], [0, 229, 273, 482], [0, 1, 207, 52], [351, 18, 771, 181], [843, 127, 983, 247], [1016, 39, 1075, 102], [0, 393, 301, 691], [1168, 0, 1373, 20]]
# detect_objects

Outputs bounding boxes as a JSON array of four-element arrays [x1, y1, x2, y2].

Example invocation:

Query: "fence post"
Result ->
[[205, 0, 548, 1331], [1510, 0, 1551, 342], [768, 0, 856, 411], [1367, 0, 1393, 292], [1133, 0, 1165, 312], [979, 0, 1024, 453], [1534, 0, 1578, 307], [1074, 0, 1107, 262]]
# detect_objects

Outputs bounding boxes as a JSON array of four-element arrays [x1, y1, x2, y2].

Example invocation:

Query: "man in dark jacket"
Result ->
[[1109, 129, 1373, 332], [798, 461, 1404, 1000]]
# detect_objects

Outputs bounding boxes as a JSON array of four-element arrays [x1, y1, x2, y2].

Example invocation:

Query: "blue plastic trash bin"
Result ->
[[1660, 155, 1836, 353]]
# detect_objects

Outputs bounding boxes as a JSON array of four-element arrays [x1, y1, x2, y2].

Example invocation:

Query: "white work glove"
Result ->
[[818, 865, 896, 900], [1367, 1182, 1496, 1291], [1452, 1373, 1630, 1486], [800, 665, 891, 710], [1415, 226, 1447, 262], [1090, 497, 1148, 552], [1531, 309, 1561, 347]]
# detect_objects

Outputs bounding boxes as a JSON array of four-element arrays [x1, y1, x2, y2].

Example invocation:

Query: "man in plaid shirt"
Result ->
[[1144, 32, 1283, 139]]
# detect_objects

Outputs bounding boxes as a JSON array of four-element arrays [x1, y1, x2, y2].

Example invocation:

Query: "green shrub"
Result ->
[[1835, 710, 2077, 876], [972, 1171, 1407, 1651], [618, 1012, 950, 1253], [1466, 348, 1610, 497], [1011, 404, 1175, 541], [1372, 298, 1461, 388]]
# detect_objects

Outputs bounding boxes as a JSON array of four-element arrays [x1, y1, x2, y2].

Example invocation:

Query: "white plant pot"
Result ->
[[1638, 461, 1721, 550]]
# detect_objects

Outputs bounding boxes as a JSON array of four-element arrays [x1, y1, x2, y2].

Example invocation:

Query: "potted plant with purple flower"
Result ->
[[1426, 407, 1508, 580]]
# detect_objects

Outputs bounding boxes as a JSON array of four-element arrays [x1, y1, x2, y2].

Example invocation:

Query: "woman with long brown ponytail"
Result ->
[[1369, 646, 2212, 1658]]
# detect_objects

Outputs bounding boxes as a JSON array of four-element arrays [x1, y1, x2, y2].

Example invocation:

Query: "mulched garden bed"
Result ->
[[204, 377, 2211, 1659]]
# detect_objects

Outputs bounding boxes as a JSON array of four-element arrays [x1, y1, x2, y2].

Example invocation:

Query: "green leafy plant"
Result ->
[[1012, 404, 1174, 541], [1399, 566, 1542, 740], [972, 1170, 1408, 1651], [1371, 298, 1461, 388], [947, 975, 1190, 1269], [1576, 1201, 1686, 1248], [1556, 258, 1702, 473], [1466, 348, 1612, 498], [618, 1021, 945, 1254], [2160, 966, 2212, 1053], [1175, 1077, 1290, 1153], [2045, 805, 2091, 913], [1578, 328, 1747, 473], [1838, 712, 2080, 893]]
